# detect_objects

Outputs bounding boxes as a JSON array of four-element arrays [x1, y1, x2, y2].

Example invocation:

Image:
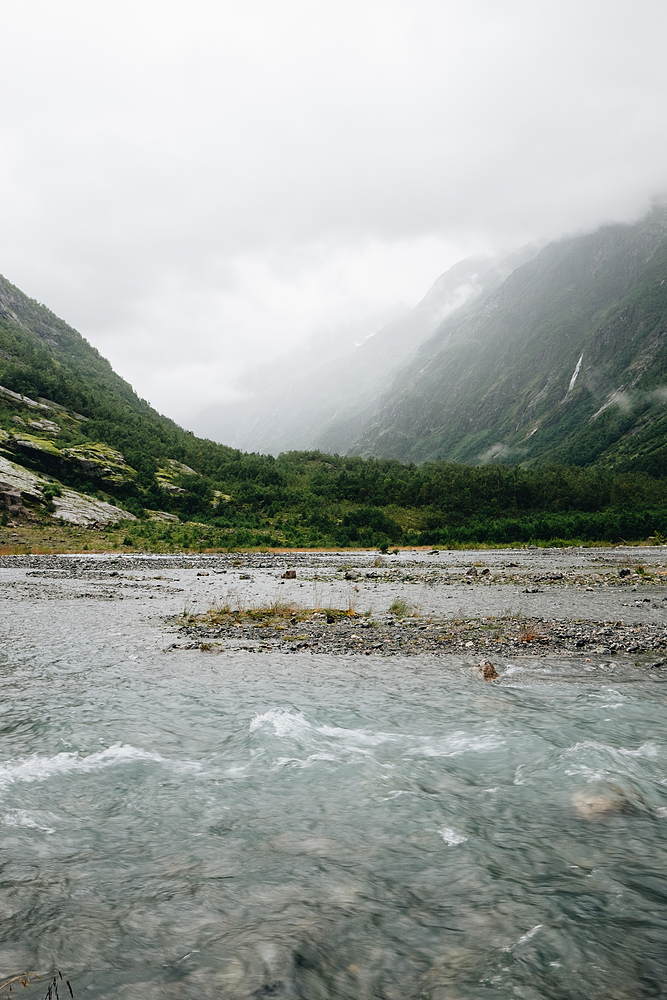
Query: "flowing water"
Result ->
[[1, 563, 667, 998]]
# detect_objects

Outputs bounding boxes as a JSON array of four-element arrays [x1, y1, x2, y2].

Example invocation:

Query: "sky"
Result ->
[[1, 0, 666, 429]]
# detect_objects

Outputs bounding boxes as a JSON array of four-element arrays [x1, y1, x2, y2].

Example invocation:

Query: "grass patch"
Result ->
[[185, 599, 360, 629], [388, 598, 415, 618]]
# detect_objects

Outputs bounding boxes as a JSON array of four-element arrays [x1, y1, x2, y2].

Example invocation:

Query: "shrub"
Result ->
[[388, 598, 413, 618]]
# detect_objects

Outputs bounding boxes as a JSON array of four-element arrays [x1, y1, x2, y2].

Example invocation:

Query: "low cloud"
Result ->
[[590, 389, 634, 420], [478, 443, 512, 464], [1, 0, 666, 427], [590, 386, 667, 423]]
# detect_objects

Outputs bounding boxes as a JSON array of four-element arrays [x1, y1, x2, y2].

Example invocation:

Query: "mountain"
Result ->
[[0, 272, 235, 473], [190, 247, 541, 454], [0, 273, 244, 526], [341, 205, 667, 476], [3, 263, 667, 551]]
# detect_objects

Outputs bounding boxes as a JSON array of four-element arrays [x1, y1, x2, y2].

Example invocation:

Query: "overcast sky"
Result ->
[[1, 0, 666, 428]]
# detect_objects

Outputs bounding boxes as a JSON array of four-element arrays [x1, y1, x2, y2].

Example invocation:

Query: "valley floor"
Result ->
[[2, 545, 667, 673]]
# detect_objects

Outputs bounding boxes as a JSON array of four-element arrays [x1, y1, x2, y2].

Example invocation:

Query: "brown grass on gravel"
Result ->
[[186, 599, 360, 628]]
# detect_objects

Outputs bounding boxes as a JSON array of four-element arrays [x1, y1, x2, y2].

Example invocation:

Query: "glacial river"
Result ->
[[1, 555, 666, 998]]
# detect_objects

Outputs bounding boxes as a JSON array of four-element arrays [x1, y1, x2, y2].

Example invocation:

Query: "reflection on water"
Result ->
[[1, 643, 666, 999]]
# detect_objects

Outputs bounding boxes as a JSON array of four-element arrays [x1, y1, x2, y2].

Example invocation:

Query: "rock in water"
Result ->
[[571, 785, 632, 820]]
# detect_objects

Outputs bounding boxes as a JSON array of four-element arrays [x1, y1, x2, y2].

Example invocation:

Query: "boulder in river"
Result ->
[[571, 784, 634, 820]]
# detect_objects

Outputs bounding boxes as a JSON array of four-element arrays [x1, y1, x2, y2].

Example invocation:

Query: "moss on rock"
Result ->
[[10, 432, 62, 458], [156, 458, 198, 493], [60, 443, 137, 483]]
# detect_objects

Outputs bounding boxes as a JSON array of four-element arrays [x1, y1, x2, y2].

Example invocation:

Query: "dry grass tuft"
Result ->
[[388, 598, 415, 618], [1, 972, 73, 1000], [186, 598, 359, 629]]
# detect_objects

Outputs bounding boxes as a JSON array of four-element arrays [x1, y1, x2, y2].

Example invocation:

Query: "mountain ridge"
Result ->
[[341, 206, 667, 475], [189, 245, 542, 454]]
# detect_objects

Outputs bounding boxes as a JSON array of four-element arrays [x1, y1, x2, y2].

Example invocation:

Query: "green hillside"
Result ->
[[347, 206, 667, 475], [3, 262, 667, 552]]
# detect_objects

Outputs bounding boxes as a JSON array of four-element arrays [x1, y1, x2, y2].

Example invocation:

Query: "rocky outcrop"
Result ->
[[27, 418, 59, 435], [10, 431, 61, 458], [51, 490, 137, 527], [0, 419, 137, 484], [146, 509, 180, 522], [59, 443, 137, 484], [0, 384, 51, 410], [0, 480, 30, 519], [156, 458, 198, 493], [0, 454, 136, 527]]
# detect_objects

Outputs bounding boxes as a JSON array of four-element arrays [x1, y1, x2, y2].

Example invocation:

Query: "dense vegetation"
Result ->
[[120, 459, 667, 550], [3, 272, 667, 550]]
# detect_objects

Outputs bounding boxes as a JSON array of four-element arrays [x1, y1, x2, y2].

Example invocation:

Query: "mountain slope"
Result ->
[[4, 269, 667, 550], [0, 273, 256, 524], [0, 274, 239, 477], [314, 244, 542, 454], [191, 247, 541, 454], [346, 206, 667, 474]]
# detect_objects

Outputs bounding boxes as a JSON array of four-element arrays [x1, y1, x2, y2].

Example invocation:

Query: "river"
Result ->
[[1, 551, 666, 999]]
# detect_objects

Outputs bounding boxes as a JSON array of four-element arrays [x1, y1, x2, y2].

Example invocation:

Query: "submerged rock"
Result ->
[[571, 785, 634, 820]]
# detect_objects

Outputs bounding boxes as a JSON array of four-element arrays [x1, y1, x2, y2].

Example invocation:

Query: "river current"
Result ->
[[1, 554, 667, 999]]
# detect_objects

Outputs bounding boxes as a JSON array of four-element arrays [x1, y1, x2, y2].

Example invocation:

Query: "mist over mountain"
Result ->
[[190, 246, 542, 454], [6, 246, 667, 552], [338, 205, 667, 475], [191, 206, 667, 477]]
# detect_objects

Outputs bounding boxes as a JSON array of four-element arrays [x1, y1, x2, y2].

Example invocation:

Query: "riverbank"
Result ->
[[2, 545, 667, 671], [1, 519, 663, 556]]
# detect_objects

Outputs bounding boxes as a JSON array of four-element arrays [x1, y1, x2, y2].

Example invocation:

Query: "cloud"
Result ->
[[478, 443, 512, 464], [590, 389, 634, 420], [0, 0, 666, 427]]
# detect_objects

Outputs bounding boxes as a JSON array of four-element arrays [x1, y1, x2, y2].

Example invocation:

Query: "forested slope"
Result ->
[[347, 206, 667, 475]]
